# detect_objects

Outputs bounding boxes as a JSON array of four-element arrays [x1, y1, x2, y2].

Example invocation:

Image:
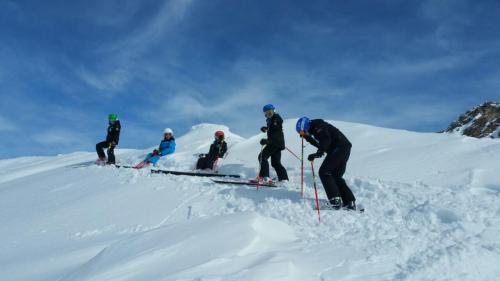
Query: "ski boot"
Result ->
[[275, 179, 289, 188], [96, 157, 107, 165], [342, 201, 357, 211], [329, 197, 342, 210], [263, 177, 274, 185], [251, 176, 274, 185]]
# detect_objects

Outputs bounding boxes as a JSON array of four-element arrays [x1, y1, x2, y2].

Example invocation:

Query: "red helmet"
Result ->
[[215, 131, 225, 139]]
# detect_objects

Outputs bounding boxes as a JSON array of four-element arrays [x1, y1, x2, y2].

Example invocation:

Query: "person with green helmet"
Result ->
[[96, 113, 121, 164]]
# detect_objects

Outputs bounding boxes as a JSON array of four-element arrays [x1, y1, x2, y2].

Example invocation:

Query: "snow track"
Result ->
[[0, 121, 499, 281]]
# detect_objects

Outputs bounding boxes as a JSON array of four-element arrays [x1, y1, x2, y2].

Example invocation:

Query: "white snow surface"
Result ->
[[1, 120, 499, 281]]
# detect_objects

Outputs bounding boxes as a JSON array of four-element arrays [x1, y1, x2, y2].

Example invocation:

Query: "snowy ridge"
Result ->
[[1, 120, 499, 281]]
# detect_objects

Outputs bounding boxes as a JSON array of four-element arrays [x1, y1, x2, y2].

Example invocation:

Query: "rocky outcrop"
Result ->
[[442, 101, 499, 138]]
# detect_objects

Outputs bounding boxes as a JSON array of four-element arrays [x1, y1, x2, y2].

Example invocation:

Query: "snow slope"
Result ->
[[1, 120, 499, 281]]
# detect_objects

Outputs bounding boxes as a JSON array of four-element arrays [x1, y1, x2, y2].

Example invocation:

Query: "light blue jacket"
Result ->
[[146, 138, 176, 165], [158, 138, 176, 156]]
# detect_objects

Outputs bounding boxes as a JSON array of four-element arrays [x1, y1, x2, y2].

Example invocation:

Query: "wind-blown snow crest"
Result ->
[[0, 120, 499, 281]]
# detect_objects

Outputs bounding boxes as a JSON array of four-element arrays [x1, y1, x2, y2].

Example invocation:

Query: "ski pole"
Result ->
[[300, 137, 304, 197], [310, 160, 321, 223], [285, 146, 301, 161]]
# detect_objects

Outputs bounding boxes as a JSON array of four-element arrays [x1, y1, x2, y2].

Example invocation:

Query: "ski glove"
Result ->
[[260, 138, 268, 145], [152, 149, 160, 156], [260, 126, 268, 133], [307, 151, 324, 161]]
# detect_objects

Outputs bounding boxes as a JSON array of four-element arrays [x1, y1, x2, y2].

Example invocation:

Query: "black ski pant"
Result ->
[[258, 145, 289, 181], [96, 141, 116, 164], [196, 156, 217, 170], [318, 146, 355, 204]]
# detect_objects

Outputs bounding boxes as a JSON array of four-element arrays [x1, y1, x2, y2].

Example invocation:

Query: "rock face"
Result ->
[[442, 101, 500, 138]]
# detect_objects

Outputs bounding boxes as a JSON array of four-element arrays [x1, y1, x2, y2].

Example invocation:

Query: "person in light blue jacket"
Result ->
[[144, 128, 176, 166]]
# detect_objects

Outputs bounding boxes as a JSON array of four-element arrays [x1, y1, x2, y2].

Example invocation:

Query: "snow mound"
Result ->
[[60, 213, 297, 281], [175, 123, 245, 153]]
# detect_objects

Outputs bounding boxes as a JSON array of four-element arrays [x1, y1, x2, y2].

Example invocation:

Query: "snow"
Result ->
[[1, 119, 499, 281]]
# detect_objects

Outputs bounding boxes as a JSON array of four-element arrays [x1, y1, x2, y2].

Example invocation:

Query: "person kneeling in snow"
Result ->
[[141, 128, 176, 167], [196, 131, 227, 171]]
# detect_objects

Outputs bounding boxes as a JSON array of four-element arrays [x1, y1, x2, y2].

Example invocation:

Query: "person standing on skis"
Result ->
[[96, 113, 121, 165], [139, 128, 176, 167], [296, 117, 357, 210], [196, 131, 227, 170], [257, 104, 289, 183]]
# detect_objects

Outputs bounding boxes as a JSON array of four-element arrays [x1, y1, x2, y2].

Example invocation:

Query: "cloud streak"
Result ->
[[75, 0, 195, 93]]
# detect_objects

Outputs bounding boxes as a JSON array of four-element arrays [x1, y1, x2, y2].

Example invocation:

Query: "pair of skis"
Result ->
[[114, 162, 241, 179], [115, 160, 273, 185], [152, 169, 240, 178]]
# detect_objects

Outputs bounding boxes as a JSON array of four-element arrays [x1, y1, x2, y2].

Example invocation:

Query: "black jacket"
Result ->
[[208, 140, 227, 160], [106, 120, 121, 145], [304, 119, 351, 153], [265, 113, 285, 150]]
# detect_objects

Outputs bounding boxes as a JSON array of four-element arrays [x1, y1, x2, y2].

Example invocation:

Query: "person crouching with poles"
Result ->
[[135, 128, 176, 168], [296, 117, 357, 210], [96, 113, 121, 165], [196, 131, 227, 171], [256, 104, 289, 184]]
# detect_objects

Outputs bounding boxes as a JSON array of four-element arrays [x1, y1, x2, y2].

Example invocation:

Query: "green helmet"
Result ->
[[108, 113, 118, 121]]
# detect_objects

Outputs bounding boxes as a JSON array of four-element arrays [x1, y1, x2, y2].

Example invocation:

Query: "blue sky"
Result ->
[[1, 0, 499, 158]]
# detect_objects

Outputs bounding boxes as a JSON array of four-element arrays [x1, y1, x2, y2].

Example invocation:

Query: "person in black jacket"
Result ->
[[296, 117, 356, 210], [96, 113, 121, 164], [258, 104, 288, 182], [196, 131, 228, 170]]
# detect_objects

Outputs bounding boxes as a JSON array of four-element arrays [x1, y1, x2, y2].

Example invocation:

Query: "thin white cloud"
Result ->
[[76, 0, 194, 93], [33, 129, 91, 147], [33, 130, 74, 146], [420, 0, 472, 49], [372, 55, 467, 76], [162, 92, 206, 119], [83, 2, 142, 27], [77, 67, 131, 93], [332, 94, 465, 131], [0, 115, 16, 132]]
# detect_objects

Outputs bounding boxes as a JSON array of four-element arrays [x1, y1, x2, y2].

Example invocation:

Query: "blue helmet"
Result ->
[[296, 117, 310, 134], [262, 104, 275, 112]]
